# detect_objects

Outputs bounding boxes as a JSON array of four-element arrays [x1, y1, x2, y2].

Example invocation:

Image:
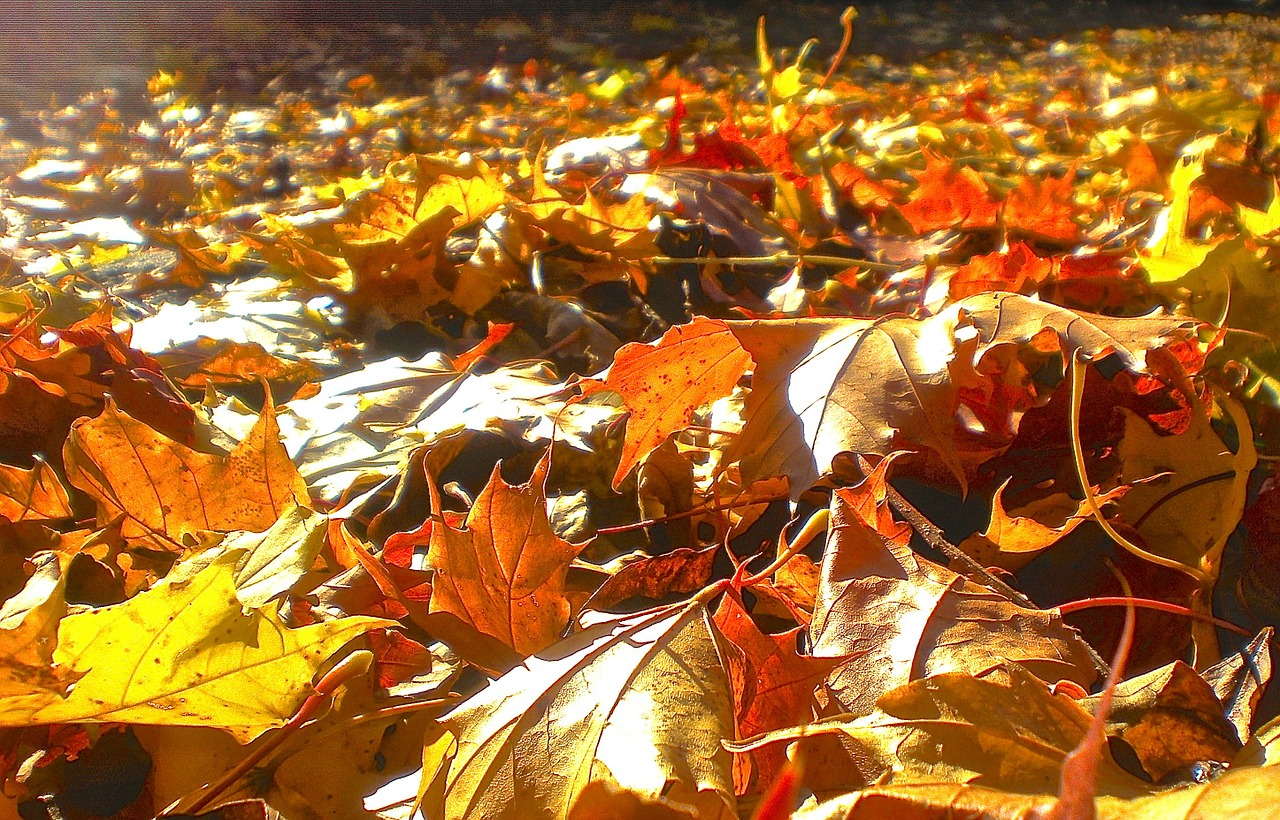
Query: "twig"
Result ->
[[648, 253, 897, 270]]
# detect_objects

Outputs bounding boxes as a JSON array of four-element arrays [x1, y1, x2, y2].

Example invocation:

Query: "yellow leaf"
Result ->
[[0, 550, 390, 741]]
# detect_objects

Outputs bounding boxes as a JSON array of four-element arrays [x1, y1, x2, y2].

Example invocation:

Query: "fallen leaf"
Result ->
[[425, 451, 589, 658], [581, 317, 752, 489], [419, 603, 736, 819], [810, 457, 1097, 718], [0, 550, 390, 741], [64, 395, 309, 550]]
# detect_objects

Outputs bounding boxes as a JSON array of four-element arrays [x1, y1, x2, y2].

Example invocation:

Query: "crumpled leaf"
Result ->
[[810, 457, 1097, 718], [730, 663, 1150, 799], [425, 451, 589, 658], [64, 395, 309, 550], [419, 603, 736, 820], [0, 552, 76, 699], [1083, 660, 1241, 783], [0, 550, 390, 741]]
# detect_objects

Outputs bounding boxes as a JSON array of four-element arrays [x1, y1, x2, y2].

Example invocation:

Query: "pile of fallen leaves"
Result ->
[[3, 5, 1280, 818]]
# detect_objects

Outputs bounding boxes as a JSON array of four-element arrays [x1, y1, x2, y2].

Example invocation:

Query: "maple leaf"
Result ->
[[897, 150, 999, 234], [809, 457, 1098, 718], [0, 550, 390, 741], [1003, 169, 1083, 244], [425, 451, 589, 660], [419, 604, 736, 820], [63, 394, 309, 550], [581, 316, 753, 489], [713, 589, 840, 796]]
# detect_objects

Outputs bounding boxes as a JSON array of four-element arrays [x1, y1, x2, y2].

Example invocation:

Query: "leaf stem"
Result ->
[[1056, 596, 1251, 636], [594, 488, 792, 536], [174, 650, 375, 816], [1067, 351, 1208, 585], [740, 508, 829, 586], [648, 253, 897, 270]]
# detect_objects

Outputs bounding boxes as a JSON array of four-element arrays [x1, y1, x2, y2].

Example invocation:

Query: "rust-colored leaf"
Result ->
[[425, 451, 589, 658]]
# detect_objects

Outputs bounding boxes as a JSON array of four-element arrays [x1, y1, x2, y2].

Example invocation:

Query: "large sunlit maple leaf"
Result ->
[[596, 293, 1195, 498], [425, 451, 590, 659], [419, 603, 736, 820], [63, 394, 309, 550], [0, 550, 390, 741]]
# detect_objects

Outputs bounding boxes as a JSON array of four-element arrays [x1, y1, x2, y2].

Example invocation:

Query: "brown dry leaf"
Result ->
[[140, 227, 247, 290], [731, 664, 1150, 799], [0, 550, 390, 741], [723, 311, 968, 496], [425, 451, 589, 658], [63, 395, 309, 550], [1085, 660, 1241, 782], [583, 546, 718, 614], [580, 294, 1191, 500], [0, 458, 72, 522], [175, 342, 322, 390], [810, 457, 1097, 718], [581, 317, 752, 489], [419, 603, 736, 820]]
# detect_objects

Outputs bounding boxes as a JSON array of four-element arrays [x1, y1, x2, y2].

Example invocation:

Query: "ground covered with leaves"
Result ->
[[3, 3, 1280, 818]]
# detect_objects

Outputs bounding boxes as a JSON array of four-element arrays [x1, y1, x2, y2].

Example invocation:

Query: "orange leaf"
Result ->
[[0, 459, 72, 522], [1003, 170, 1082, 244], [582, 317, 752, 489], [897, 151, 998, 234], [425, 451, 588, 657], [63, 394, 309, 550], [948, 243, 1056, 300], [714, 590, 839, 796]]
